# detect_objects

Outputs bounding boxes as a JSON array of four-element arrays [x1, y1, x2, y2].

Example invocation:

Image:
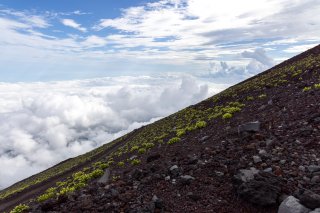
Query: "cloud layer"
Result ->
[[0, 75, 228, 189]]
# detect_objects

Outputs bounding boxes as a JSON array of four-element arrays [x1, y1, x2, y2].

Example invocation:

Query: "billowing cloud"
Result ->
[[0, 75, 228, 189], [61, 18, 87, 32], [202, 48, 275, 83]]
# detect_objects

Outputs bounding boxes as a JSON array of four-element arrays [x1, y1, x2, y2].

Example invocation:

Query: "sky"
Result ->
[[0, 0, 319, 189], [0, 0, 319, 82]]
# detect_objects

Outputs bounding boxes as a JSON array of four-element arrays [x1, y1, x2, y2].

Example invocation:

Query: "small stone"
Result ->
[[266, 139, 274, 147], [170, 165, 179, 176], [179, 175, 195, 186], [181, 175, 195, 182], [259, 149, 268, 157], [278, 196, 310, 213], [311, 176, 320, 184], [280, 160, 287, 165], [303, 176, 311, 183], [246, 143, 256, 150], [170, 165, 178, 171], [264, 168, 273, 173], [299, 127, 314, 137], [274, 166, 282, 176], [215, 171, 224, 177], [253, 156, 262, 163], [187, 192, 201, 201], [299, 166, 306, 172], [308, 165, 320, 173], [200, 136, 209, 142], [130, 155, 138, 160], [165, 176, 170, 181], [152, 195, 164, 209]]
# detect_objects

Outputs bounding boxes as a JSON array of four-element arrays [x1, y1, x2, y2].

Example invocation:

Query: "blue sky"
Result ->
[[0, 0, 319, 82]]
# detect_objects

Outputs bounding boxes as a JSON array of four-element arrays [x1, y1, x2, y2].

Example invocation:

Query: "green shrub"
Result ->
[[130, 146, 139, 152], [131, 159, 141, 165], [167, 137, 181, 145], [117, 161, 125, 167], [58, 186, 76, 196], [142, 142, 155, 149], [222, 113, 232, 119], [258, 94, 267, 99], [222, 106, 241, 114], [72, 171, 90, 183], [292, 70, 302, 77], [10, 204, 30, 213], [186, 126, 196, 131], [37, 187, 57, 202], [138, 148, 146, 154], [176, 129, 186, 137], [314, 83, 320, 89], [89, 169, 104, 179], [92, 161, 108, 170], [195, 121, 207, 129], [246, 96, 254, 101], [303, 86, 312, 92]]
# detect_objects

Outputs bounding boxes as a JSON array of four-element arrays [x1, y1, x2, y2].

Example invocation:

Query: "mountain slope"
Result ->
[[2, 44, 320, 213]]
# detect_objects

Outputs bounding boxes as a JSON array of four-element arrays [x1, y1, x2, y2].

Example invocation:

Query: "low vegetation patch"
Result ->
[[246, 96, 254, 101], [167, 137, 181, 145], [131, 159, 141, 165], [303, 86, 312, 92], [117, 161, 125, 167], [222, 113, 233, 119], [10, 204, 30, 213], [195, 120, 207, 129], [138, 148, 146, 154], [258, 94, 267, 99]]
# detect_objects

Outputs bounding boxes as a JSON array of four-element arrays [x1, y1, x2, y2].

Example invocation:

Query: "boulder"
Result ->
[[180, 175, 195, 185], [235, 171, 282, 206], [98, 168, 110, 184], [299, 190, 320, 210], [278, 196, 310, 213], [238, 121, 261, 133], [234, 167, 259, 183]]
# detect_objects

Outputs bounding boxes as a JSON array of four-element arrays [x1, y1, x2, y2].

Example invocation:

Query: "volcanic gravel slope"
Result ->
[[4, 44, 320, 213]]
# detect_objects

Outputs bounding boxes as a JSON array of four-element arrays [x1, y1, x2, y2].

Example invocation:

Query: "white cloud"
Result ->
[[202, 48, 275, 83], [283, 43, 319, 53], [61, 18, 87, 32], [0, 75, 228, 189], [0, 2, 319, 81]]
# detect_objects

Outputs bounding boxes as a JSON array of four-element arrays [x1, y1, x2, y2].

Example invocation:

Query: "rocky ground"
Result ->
[[7, 45, 320, 212]]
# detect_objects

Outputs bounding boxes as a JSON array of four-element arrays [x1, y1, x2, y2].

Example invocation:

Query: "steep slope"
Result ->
[[2, 44, 320, 213]]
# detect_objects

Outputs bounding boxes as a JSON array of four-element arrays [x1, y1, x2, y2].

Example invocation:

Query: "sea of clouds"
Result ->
[[0, 74, 228, 189]]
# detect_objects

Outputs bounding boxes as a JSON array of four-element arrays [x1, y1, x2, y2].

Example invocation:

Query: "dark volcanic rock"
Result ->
[[235, 171, 282, 206], [98, 168, 110, 185], [238, 121, 261, 133], [299, 190, 320, 210], [147, 153, 161, 163], [278, 196, 310, 213]]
